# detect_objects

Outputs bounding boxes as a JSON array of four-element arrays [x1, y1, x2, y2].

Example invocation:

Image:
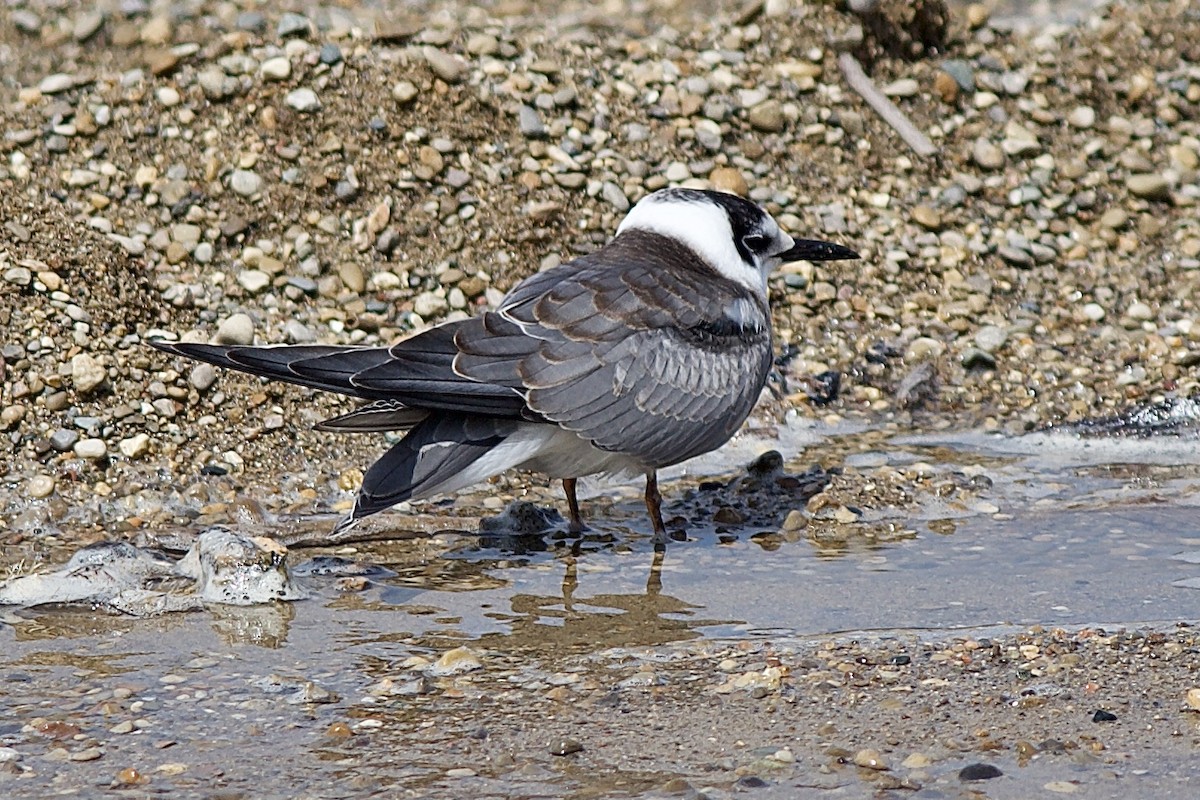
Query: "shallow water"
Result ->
[[4, 423, 1200, 798]]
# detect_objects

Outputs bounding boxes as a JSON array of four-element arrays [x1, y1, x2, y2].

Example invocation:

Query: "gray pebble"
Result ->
[[601, 181, 630, 212], [319, 44, 343, 65], [518, 105, 546, 139], [974, 325, 1008, 352], [284, 320, 316, 343], [277, 13, 312, 39], [50, 429, 80, 452], [39, 74, 74, 95], [190, 363, 218, 392], [235, 11, 266, 32]]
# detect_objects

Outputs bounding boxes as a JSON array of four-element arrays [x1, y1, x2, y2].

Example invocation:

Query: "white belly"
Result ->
[[412, 423, 644, 498]]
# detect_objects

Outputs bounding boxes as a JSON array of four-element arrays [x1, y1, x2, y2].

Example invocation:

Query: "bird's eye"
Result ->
[[742, 234, 769, 252]]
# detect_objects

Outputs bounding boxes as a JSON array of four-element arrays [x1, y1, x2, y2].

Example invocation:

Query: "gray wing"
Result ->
[[455, 233, 774, 468]]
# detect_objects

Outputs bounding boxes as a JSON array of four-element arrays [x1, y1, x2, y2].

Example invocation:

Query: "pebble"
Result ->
[[278, 13, 312, 38], [959, 763, 1003, 781], [285, 88, 321, 112], [39, 73, 75, 94], [260, 57, 291, 81], [747, 100, 785, 132], [709, 167, 748, 196], [229, 169, 263, 197], [882, 79, 919, 97], [853, 749, 889, 770], [238, 270, 270, 293], [50, 429, 80, 451], [972, 138, 1005, 169], [215, 313, 255, 345], [71, 353, 108, 395], [392, 81, 418, 104], [27, 475, 56, 499], [74, 438, 108, 460], [190, 363, 218, 391], [119, 434, 151, 459], [517, 105, 546, 139], [1126, 173, 1170, 200], [423, 47, 466, 83], [1067, 105, 1096, 129]]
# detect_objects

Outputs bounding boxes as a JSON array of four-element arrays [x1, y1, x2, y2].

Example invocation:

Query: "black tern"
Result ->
[[151, 188, 858, 545]]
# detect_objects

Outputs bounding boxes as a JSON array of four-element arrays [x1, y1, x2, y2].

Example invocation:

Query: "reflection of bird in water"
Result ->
[[472, 550, 728, 658]]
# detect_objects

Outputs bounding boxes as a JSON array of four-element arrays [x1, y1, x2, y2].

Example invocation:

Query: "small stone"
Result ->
[[1126, 173, 1171, 201], [911, 205, 941, 230], [392, 80, 418, 104], [337, 262, 366, 293], [50, 429, 80, 451], [423, 47, 466, 83], [600, 182, 629, 212], [933, 71, 959, 102], [549, 738, 583, 756], [1186, 687, 1200, 710], [1081, 303, 1106, 322], [74, 11, 105, 42], [237, 269, 270, 293], [882, 78, 919, 97], [1092, 709, 1117, 722], [190, 363, 218, 391], [319, 44, 343, 65], [118, 434, 151, 459], [1067, 105, 1096, 129], [215, 313, 255, 345], [517, 105, 546, 139], [974, 325, 1007, 352], [71, 353, 108, 395], [709, 167, 749, 196], [277, 13, 312, 38], [413, 291, 449, 318], [39, 73, 75, 94], [854, 749, 889, 770], [1098, 208, 1129, 230], [747, 100, 785, 132], [140, 16, 172, 45], [972, 138, 1005, 170], [260, 57, 291, 81], [68, 747, 103, 762], [229, 170, 263, 197], [1126, 301, 1153, 321], [27, 475, 56, 499], [74, 438, 108, 460], [285, 88, 321, 112], [4, 266, 32, 286], [959, 763, 1002, 781]]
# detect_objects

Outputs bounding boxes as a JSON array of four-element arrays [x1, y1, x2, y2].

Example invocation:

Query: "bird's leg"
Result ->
[[645, 471, 668, 551], [562, 478, 585, 533]]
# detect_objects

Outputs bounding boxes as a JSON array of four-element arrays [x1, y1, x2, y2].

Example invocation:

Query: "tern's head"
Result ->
[[616, 188, 858, 296]]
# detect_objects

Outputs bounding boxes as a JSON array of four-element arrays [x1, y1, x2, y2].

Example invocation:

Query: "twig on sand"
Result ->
[[837, 52, 938, 158]]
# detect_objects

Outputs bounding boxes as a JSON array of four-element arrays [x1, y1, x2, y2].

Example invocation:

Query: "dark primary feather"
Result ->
[[347, 414, 518, 523]]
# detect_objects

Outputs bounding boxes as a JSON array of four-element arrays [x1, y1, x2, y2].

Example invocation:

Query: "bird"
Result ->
[[150, 188, 858, 546]]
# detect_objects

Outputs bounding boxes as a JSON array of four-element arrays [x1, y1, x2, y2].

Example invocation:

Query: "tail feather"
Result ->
[[314, 400, 428, 433], [341, 415, 522, 526]]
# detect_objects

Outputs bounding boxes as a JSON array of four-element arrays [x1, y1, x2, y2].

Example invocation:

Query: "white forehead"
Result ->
[[616, 191, 784, 295]]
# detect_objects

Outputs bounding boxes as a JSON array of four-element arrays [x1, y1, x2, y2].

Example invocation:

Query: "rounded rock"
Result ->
[[74, 438, 108, 460], [229, 169, 263, 197], [215, 313, 255, 345], [260, 57, 292, 81], [27, 474, 56, 499]]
